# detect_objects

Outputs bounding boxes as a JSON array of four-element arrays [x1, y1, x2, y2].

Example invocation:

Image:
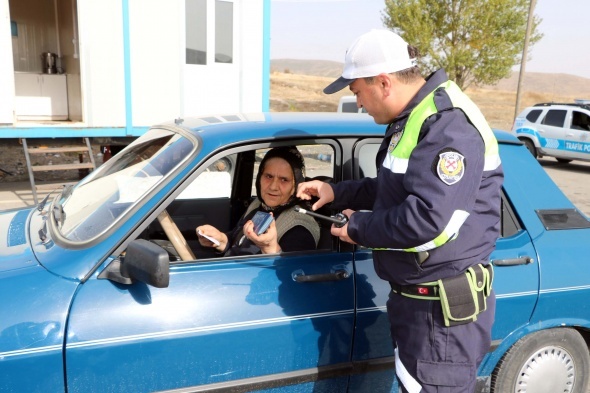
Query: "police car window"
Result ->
[[541, 110, 567, 127], [525, 109, 543, 123], [342, 102, 358, 113], [571, 111, 590, 131]]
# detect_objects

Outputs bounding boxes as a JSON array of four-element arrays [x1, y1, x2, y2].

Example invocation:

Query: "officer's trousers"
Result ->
[[387, 290, 496, 393]]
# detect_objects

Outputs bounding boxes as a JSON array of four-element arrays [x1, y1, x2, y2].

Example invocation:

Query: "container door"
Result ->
[[183, 0, 240, 117]]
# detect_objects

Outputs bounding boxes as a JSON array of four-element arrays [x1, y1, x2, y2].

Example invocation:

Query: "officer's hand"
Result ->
[[331, 209, 357, 244], [296, 180, 334, 211]]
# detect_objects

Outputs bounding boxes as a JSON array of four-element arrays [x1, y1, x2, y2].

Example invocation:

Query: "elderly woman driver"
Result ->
[[196, 146, 320, 256]]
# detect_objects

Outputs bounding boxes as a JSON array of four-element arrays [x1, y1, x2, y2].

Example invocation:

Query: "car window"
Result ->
[[541, 109, 567, 127], [500, 192, 521, 238], [341, 102, 358, 113], [357, 143, 379, 178], [57, 129, 196, 242], [178, 156, 235, 199], [525, 109, 543, 123], [570, 110, 590, 131]]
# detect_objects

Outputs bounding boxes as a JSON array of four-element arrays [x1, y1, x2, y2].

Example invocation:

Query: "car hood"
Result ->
[[0, 208, 40, 272]]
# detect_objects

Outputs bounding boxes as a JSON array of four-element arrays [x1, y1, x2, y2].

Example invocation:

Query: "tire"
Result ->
[[556, 158, 573, 164], [522, 139, 537, 158], [491, 328, 590, 393]]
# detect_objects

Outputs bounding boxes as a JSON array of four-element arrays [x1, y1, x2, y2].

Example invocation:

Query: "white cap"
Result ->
[[324, 29, 414, 94]]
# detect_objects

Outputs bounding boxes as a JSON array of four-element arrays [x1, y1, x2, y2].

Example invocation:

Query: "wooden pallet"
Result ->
[[22, 138, 97, 204]]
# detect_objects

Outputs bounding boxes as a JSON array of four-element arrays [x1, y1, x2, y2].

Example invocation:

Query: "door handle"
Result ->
[[492, 256, 534, 266], [292, 269, 350, 282]]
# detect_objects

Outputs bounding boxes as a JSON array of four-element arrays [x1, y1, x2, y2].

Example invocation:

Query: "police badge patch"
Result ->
[[436, 151, 465, 185]]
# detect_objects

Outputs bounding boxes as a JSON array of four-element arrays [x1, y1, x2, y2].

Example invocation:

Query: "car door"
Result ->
[[347, 140, 398, 392], [537, 108, 577, 160], [63, 141, 356, 393], [566, 109, 590, 160]]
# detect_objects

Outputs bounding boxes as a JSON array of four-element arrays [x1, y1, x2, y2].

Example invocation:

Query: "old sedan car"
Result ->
[[2, 113, 590, 393]]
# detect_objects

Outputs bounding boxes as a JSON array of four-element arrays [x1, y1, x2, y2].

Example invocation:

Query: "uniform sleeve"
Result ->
[[348, 109, 486, 249], [331, 177, 378, 211]]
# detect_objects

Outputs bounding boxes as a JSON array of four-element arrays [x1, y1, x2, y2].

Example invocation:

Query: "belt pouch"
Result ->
[[468, 264, 492, 314], [437, 272, 479, 327]]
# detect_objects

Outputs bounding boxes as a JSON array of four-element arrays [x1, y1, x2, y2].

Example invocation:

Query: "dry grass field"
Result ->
[[269, 66, 590, 132]]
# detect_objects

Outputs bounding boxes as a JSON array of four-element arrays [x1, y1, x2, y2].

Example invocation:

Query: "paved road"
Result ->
[[537, 157, 590, 216]]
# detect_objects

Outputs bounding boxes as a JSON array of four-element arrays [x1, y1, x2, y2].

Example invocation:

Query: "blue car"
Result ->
[[2, 113, 590, 393]]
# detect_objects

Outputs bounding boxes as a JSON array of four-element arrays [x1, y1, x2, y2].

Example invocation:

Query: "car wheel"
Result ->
[[491, 328, 590, 393], [522, 139, 537, 158], [556, 158, 572, 164]]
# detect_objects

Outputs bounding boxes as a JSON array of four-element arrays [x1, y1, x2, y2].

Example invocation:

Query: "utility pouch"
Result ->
[[437, 264, 493, 327]]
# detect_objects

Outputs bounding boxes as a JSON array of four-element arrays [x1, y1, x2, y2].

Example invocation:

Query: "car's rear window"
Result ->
[[526, 109, 543, 123]]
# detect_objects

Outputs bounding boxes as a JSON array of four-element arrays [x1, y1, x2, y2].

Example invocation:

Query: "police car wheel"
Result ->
[[522, 139, 537, 158], [490, 328, 590, 393], [556, 158, 572, 164]]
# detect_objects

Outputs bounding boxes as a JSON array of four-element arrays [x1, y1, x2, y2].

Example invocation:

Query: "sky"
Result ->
[[270, 0, 590, 79]]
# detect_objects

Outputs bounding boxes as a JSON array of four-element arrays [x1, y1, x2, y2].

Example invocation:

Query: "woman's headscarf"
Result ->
[[255, 146, 306, 212]]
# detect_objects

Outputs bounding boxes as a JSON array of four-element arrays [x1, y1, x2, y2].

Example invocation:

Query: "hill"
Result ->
[[270, 59, 590, 131]]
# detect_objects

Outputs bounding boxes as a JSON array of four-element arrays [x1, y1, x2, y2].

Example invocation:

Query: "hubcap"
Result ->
[[514, 345, 575, 392]]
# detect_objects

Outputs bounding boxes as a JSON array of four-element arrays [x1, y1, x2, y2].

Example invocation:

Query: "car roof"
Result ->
[[529, 102, 590, 111], [159, 112, 518, 146]]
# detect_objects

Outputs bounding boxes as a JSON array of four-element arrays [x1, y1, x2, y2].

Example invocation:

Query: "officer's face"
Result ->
[[350, 75, 398, 125], [349, 74, 415, 124]]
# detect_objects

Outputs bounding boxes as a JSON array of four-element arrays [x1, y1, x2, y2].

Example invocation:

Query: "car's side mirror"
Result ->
[[100, 239, 170, 288]]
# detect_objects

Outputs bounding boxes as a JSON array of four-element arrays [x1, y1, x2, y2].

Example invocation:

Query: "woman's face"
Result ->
[[259, 157, 295, 207]]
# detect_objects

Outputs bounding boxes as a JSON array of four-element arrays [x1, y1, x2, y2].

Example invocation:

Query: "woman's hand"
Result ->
[[196, 224, 228, 252], [243, 213, 281, 254]]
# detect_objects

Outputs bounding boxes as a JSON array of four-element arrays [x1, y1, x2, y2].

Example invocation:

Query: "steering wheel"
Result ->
[[157, 210, 196, 261]]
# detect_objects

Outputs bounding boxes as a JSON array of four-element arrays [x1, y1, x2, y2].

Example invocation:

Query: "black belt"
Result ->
[[389, 264, 494, 302], [389, 281, 440, 299]]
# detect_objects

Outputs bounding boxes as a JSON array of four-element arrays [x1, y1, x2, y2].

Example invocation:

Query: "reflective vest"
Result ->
[[380, 80, 502, 253]]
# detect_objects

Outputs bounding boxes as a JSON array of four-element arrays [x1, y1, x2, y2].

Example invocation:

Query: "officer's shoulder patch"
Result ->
[[435, 149, 465, 185]]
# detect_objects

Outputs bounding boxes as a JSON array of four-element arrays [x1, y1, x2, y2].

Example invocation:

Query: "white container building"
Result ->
[[0, 0, 271, 139]]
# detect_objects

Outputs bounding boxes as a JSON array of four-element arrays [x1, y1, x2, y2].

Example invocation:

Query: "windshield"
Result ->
[[54, 128, 195, 243]]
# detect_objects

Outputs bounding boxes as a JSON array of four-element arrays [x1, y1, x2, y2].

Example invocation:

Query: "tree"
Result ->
[[382, 0, 542, 90]]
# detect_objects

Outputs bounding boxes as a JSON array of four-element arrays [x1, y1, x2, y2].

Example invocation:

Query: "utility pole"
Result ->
[[514, 0, 537, 121]]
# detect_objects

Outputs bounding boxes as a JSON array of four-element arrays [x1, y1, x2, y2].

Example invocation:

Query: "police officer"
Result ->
[[297, 29, 504, 393]]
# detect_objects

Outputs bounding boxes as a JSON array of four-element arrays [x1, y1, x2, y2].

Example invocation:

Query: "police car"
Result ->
[[512, 101, 590, 163], [1, 113, 590, 393], [337, 95, 368, 114]]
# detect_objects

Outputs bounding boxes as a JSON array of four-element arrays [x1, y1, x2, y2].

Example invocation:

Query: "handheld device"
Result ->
[[252, 211, 274, 235], [197, 230, 220, 246], [294, 206, 348, 228]]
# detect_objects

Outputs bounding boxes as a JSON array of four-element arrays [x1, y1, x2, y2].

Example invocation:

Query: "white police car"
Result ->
[[512, 101, 590, 163], [337, 95, 367, 114]]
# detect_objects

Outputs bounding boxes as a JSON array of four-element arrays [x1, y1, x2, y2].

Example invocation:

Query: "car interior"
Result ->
[[140, 143, 338, 261], [135, 139, 522, 262]]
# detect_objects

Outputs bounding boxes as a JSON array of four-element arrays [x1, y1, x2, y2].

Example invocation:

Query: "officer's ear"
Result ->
[[376, 73, 393, 96]]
